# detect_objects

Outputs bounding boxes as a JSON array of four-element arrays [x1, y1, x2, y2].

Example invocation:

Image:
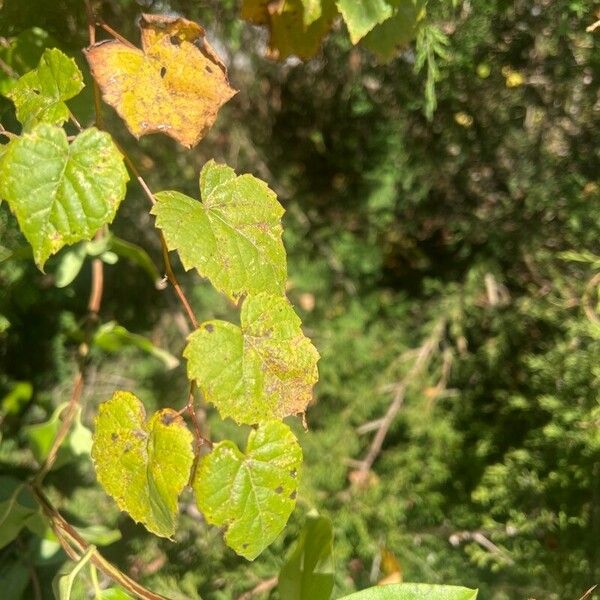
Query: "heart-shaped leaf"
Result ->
[[7, 47, 84, 130], [336, 0, 395, 44], [153, 160, 286, 301], [0, 124, 128, 269], [92, 391, 194, 538], [194, 421, 302, 560], [185, 293, 319, 425], [85, 14, 236, 148]]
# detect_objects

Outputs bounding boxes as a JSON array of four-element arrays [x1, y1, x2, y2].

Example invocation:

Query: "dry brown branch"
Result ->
[[354, 320, 446, 475], [449, 530, 514, 565], [237, 576, 279, 600]]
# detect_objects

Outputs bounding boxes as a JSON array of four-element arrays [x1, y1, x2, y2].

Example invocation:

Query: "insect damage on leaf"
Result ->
[[85, 14, 236, 148], [184, 293, 320, 425]]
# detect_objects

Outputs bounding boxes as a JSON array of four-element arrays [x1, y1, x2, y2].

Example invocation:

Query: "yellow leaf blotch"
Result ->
[[85, 14, 236, 148]]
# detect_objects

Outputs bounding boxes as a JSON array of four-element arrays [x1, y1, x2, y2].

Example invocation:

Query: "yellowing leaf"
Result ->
[[184, 293, 320, 425], [152, 160, 287, 301], [194, 421, 302, 560], [85, 14, 236, 148], [241, 0, 337, 60], [6, 48, 84, 130], [92, 391, 194, 538], [0, 124, 128, 269]]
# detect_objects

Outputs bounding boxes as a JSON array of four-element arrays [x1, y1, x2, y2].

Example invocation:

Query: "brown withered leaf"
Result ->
[[85, 14, 236, 148]]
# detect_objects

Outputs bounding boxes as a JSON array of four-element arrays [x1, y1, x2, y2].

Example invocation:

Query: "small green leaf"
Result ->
[[1, 381, 32, 414], [361, 0, 426, 61], [336, 0, 394, 43], [54, 243, 87, 288], [75, 524, 122, 546], [52, 546, 95, 600], [185, 293, 320, 425], [0, 477, 39, 549], [0, 124, 129, 268], [93, 321, 179, 369], [24, 403, 92, 468], [92, 391, 194, 538], [7, 48, 84, 130], [301, 0, 323, 26], [339, 584, 479, 600], [194, 421, 302, 560], [98, 589, 135, 600], [278, 512, 335, 600], [152, 160, 286, 301], [108, 235, 162, 286]]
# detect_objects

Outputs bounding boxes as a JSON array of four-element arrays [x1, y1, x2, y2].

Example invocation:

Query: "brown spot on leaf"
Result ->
[[111, 432, 119, 441], [289, 490, 297, 500], [274, 485, 283, 494], [205, 324, 214, 333], [290, 469, 297, 478], [160, 66, 167, 78], [161, 412, 174, 425]]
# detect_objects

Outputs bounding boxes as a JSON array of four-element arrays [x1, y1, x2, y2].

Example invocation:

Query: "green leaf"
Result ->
[[92, 391, 194, 538], [98, 589, 135, 600], [93, 321, 179, 369], [301, 0, 323, 26], [0, 476, 39, 549], [194, 421, 302, 560], [6, 48, 84, 130], [1, 381, 32, 414], [338, 584, 479, 600], [52, 546, 95, 600], [361, 0, 426, 61], [24, 403, 92, 469], [108, 235, 162, 286], [0, 124, 129, 268], [185, 293, 320, 425], [278, 512, 335, 600], [152, 160, 286, 301], [336, 0, 395, 43], [74, 524, 122, 546], [54, 243, 87, 288]]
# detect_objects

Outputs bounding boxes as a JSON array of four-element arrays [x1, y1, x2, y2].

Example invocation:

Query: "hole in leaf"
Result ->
[[205, 65, 213, 74], [290, 469, 297, 478], [289, 490, 297, 500], [170, 35, 181, 46], [32, 89, 40, 95], [160, 66, 167, 78], [205, 324, 214, 333], [161, 413, 174, 425]]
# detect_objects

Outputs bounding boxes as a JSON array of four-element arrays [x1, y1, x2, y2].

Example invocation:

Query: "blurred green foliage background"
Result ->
[[1, 0, 599, 598]]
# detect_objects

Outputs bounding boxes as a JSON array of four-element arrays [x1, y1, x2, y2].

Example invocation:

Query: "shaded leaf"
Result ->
[[241, 0, 337, 60], [153, 160, 286, 300], [52, 546, 95, 600], [0, 124, 129, 268], [24, 403, 92, 468], [278, 512, 335, 600], [1, 381, 32, 414], [336, 0, 395, 43], [0, 476, 39, 549], [108, 235, 162, 286], [85, 14, 236, 148], [194, 421, 302, 560], [361, 0, 426, 61], [185, 293, 319, 425], [92, 391, 194, 538], [339, 584, 479, 600], [7, 47, 84, 129], [54, 243, 87, 288], [93, 321, 179, 369]]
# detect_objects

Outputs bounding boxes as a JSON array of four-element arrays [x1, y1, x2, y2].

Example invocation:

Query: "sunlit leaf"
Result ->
[[0, 124, 128, 269], [185, 293, 319, 425], [194, 421, 302, 560], [278, 512, 335, 600], [6, 48, 84, 129], [85, 14, 236, 148], [153, 160, 286, 301], [338, 584, 479, 600], [336, 0, 395, 43], [92, 391, 194, 538]]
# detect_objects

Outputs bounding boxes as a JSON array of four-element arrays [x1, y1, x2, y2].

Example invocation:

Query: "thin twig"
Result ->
[[31, 486, 169, 600], [0, 55, 18, 78], [587, 19, 600, 32], [237, 576, 279, 600], [97, 19, 137, 48], [582, 272, 600, 327], [355, 320, 446, 474]]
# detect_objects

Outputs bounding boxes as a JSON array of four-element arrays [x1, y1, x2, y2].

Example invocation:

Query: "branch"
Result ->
[[354, 320, 446, 475]]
